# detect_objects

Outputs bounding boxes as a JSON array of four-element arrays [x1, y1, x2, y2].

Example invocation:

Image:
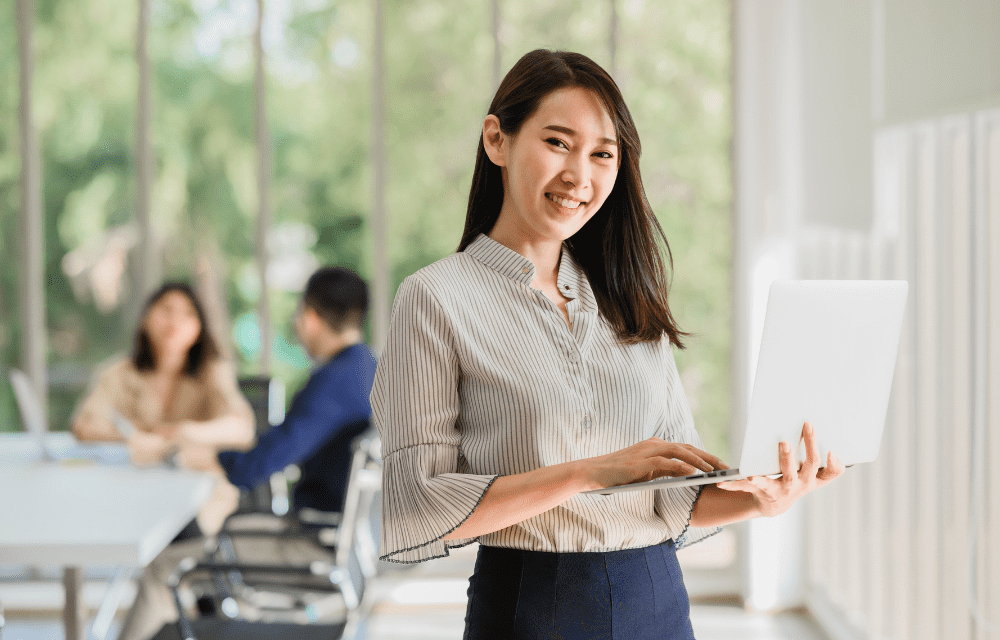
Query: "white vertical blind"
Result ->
[[942, 117, 972, 640], [984, 111, 1000, 640], [802, 108, 1000, 640]]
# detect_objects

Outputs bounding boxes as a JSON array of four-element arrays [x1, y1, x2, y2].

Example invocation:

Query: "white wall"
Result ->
[[732, 0, 1000, 629], [882, 0, 1000, 124]]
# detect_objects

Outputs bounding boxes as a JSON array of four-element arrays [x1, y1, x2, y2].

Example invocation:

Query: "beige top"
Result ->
[[373, 234, 719, 564], [74, 356, 255, 535]]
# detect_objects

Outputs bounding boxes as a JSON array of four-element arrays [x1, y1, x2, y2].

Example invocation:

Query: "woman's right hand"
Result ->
[[126, 430, 174, 466], [579, 438, 728, 492]]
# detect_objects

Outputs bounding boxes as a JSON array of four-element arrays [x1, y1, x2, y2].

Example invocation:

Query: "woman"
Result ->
[[73, 282, 255, 537], [373, 50, 844, 639]]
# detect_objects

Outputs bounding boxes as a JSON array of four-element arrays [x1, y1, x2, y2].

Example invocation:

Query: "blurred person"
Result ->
[[73, 281, 255, 536], [72, 282, 255, 640], [374, 49, 845, 639], [105, 271, 374, 640], [217, 266, 377, 515]]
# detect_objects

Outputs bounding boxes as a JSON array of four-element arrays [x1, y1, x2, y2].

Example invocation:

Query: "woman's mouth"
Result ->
[[546, 193, 585, 210]]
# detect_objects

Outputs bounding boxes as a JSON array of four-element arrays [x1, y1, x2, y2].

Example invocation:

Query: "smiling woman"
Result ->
[[373, 49, 842, 640]]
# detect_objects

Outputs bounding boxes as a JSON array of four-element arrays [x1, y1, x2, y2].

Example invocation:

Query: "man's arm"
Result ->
[[218, 367, 370, 489]]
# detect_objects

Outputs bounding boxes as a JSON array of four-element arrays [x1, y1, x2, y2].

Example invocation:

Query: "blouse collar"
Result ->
[[464, 233, 598, 313]]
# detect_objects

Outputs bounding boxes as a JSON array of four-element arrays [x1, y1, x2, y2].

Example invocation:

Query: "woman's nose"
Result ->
[[560, 153, 590, 188]]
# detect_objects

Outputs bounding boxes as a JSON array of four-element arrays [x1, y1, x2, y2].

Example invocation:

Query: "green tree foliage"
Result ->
[[1, 0, 730, 456]]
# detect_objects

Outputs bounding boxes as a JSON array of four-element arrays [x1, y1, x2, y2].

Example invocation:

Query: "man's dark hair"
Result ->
[[303, 267, 369, 332]]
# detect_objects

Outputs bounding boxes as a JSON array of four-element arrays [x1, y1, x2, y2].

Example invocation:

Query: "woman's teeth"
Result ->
[[546, 194, 583, 209]]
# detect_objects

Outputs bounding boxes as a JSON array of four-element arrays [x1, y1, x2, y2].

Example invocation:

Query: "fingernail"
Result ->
[[780, 441, 790, 453]]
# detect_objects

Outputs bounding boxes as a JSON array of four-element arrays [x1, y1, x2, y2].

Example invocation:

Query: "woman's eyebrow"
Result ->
[[542, 124, 617, 146]]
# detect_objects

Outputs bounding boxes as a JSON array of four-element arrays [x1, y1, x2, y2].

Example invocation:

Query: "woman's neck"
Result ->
[[152, 348, 187, 377], [488, 225, 563, 289]]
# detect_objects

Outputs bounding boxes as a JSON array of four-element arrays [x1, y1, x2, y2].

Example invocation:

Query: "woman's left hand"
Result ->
[[716, 421, 845, 517], [175, 443, 221, 471]]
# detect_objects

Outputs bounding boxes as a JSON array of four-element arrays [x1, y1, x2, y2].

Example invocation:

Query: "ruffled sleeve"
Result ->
[[372, 275, 498, 563], [654, 343, 723, 549]]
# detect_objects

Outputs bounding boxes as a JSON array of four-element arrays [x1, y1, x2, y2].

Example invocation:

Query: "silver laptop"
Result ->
[[585, 279, 908, 495]]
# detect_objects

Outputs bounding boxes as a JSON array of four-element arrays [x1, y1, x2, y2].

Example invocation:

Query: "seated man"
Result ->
[[219, 266, 377, 516]]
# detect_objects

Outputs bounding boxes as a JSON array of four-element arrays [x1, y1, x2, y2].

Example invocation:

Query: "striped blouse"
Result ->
[[372, 233, 720, 563]]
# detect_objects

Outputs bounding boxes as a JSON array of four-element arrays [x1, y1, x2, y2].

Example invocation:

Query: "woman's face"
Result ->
[[492, 86, 619, 244], [143, 290, 202, 359]]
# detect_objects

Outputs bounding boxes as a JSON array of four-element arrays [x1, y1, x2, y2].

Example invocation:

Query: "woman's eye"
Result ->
[[546, 138, 568, 149], [594, 151, 614, 159]]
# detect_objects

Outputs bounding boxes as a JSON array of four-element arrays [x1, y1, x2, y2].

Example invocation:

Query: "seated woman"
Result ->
[[74, 282, 256, 640], [72, 281, 255, 537]]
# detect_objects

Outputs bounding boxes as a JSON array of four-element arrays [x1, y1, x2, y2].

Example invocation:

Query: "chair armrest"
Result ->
[[297, 508, 342, 527]]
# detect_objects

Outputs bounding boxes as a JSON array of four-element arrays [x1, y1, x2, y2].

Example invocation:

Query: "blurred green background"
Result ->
[[0, 0, 732, 457]]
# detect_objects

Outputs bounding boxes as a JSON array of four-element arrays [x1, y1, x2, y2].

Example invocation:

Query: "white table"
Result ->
[[0, 433, 215, 639]]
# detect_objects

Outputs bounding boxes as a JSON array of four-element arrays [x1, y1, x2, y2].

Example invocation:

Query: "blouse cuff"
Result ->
[[657, 484, 723, 550], [380, 444, 498, 564]]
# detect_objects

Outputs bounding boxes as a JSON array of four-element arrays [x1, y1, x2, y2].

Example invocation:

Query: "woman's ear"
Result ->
[[482, 115, 508, 167]]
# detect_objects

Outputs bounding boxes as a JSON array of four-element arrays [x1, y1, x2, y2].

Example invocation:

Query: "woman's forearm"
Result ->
[[442, 438, 727, 541], [443, 460, 587, 540], [689, 484, 763, 528], [177, 414, 255, 450], [72, 413, 123, 442]]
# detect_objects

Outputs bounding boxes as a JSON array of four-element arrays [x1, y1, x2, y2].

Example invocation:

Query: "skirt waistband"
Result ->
[[464, 539, 694, 640]]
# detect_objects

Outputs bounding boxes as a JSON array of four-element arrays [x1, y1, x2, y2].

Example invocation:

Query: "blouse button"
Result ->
[[568, 351, 580, 363], [583, 416, 592, 430], [522, 267, 529, 274]]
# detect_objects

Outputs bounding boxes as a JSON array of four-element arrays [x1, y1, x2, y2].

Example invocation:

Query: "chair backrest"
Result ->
[[237, 376, 285, 437], [334, 427, 382, 572], [237, 376, 287, 514], [9, 369, 55, 461], [10, 369, 45, 435]]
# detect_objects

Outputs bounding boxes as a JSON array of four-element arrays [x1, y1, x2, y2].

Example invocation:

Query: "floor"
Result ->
[[1, 544, 828, 640]]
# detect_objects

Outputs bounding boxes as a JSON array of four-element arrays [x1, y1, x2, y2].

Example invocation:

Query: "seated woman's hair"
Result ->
[[132, 282, 220, 376], [303, 267, 369, 331]]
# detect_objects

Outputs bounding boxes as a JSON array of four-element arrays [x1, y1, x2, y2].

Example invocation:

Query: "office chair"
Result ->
[[235, 376, 289, 516], [152, 430, 383, 640]]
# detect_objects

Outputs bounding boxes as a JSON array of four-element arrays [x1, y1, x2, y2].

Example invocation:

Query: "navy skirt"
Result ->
[[463, 540, 696, 640]]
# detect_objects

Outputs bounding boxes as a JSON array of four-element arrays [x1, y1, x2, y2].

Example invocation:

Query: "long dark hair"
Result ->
[[132, 282, 220, 376], [458, 49, 687, 347]]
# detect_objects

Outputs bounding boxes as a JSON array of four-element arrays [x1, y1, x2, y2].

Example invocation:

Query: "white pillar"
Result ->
[[253, 0, 273, 373], [16, 0, 47, 425], [732, 0, 806, 612], [491, 0, 502, 90], [136, 0, 154, 301], [370, 0, 389, 353], [608, 0, 618, 79]]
